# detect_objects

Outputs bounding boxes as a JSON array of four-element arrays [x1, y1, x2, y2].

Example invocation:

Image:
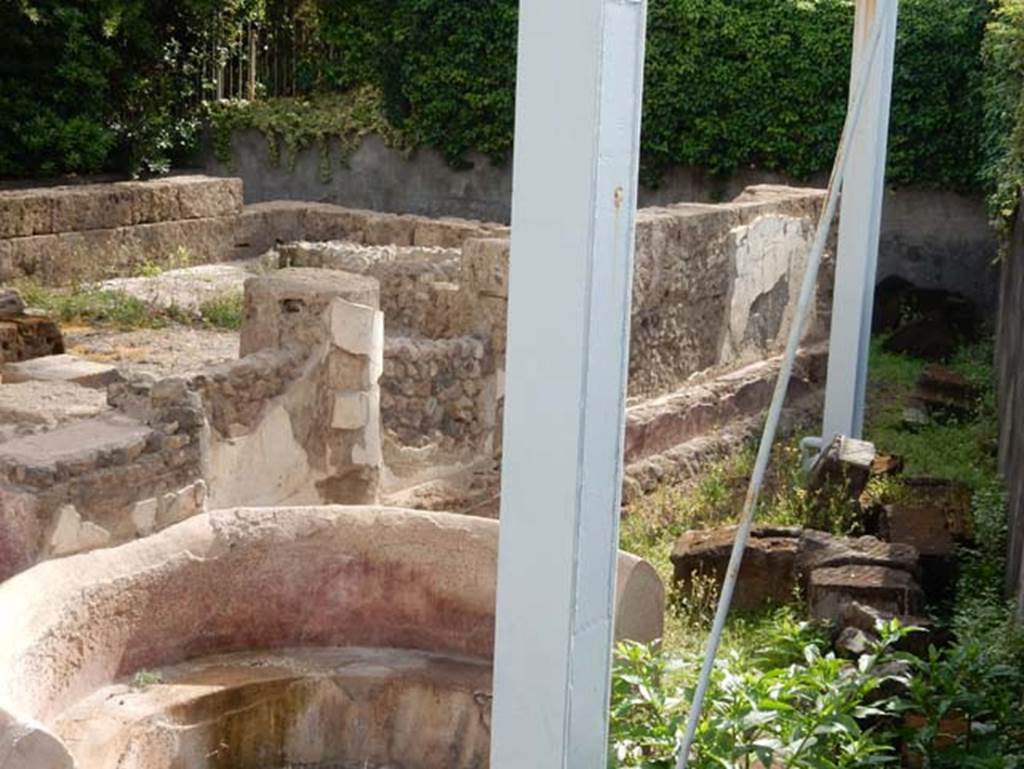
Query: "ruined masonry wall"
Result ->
[[382, 336, 495, 453]]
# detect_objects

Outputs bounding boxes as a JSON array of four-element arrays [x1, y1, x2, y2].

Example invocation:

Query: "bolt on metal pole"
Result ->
[[489, 0, 648, 766]]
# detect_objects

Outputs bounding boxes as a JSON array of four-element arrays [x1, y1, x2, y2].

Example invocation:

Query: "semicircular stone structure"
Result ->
[[0, 506, 663, 769]]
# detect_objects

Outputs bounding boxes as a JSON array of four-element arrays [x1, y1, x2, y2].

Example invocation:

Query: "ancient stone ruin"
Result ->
[[0, 176, 838, 767]]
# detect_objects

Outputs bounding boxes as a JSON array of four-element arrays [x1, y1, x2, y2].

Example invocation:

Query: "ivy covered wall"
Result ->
[[2, 0, 1014, 223]]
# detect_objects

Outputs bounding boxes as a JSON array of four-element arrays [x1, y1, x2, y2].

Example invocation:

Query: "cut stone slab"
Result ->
[[671, 525, 801, 611], [796, 529, 919, 584], [882, 478, 973, 552], [808, 434, 876, 500], [0, 413, 153, 487], [0, 381, 108, 442], [881, 478, 972, 604], [0, 314, 64, 363], [2, 353, 120, 389], [838, 600, 950, 658], [0, 289, 26, 317], [903, 365, 981, 426], [808, 565, 924, 626]]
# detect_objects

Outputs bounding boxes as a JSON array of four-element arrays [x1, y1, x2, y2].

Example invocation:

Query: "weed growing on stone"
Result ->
[[130, 669, 164, 689], [198, 291, 244, 331], [18, 281, 244, 332], [18, 282, 162, 329]]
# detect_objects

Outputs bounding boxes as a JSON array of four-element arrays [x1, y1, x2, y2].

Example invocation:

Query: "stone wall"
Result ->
[[382, 336, 496, 454], [0, 177, 243, 284], [1001, 196, 1024, 612], [201, 130, 998, 307], [0, 176, 506, 287]]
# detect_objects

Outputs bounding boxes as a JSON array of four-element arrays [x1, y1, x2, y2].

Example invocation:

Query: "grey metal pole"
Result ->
[[488, 0, 648, 766], [822, 0, 900, 443]]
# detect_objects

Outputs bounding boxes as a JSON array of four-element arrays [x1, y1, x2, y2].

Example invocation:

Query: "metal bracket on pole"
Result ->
[[489, 0, 647, 766], [821, 0, 900, 446]]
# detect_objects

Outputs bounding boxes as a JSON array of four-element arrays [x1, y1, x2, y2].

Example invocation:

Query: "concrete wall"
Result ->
[[1001, 196, 1024, 611], [201, 131, 999, 307]]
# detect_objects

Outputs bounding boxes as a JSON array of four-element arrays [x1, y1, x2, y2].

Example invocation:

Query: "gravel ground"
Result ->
[[64, 325, 239, 379]]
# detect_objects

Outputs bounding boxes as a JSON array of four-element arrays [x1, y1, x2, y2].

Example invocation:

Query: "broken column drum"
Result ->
[[0, 506, 664, 769]]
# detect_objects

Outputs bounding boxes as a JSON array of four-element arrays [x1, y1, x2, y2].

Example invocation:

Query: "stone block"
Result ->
[[413, 218, 492, 248], [0, 710, 74, 769], [131, 498, 158, 536], [903, 365, 981, 426], [331, 297, 384, 358], [333, 392, 370, 430], [240, 268, 379, 356], [0, 315, 64, 363], [807, 435, 875, 500], [808, 565, 924, 626], [795, 530, 919, 585], [48, 505, 111, 557], [671, 525, 801, 611], [2, 353, 119, 389], [0, 289, 26, 317], [461, 238, 511, 298], [363, 214, 415, 246], [615, 553, 666, 644], [172, 176, 243, 220], [0, 193, 53, 238], [51, 185, 135, 232], [882, 478, 972, 556]]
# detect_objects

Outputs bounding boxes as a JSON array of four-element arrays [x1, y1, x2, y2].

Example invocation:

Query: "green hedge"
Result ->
[[316, 0, 987, 189], [981, 0, 1024, 239], [0, 0, 995, 194], [0, 0, 261, 179]]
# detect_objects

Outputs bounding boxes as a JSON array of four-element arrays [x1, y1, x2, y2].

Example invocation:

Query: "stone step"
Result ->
[[2, 353, 119, 388], [0, 413, 156, 488]]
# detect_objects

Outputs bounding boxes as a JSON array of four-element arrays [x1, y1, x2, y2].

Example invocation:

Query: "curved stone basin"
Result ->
[[0, 506, 663, 768]]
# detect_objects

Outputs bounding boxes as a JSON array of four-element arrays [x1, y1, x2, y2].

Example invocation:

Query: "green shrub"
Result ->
[[609, 620, 911, 769], [307, 0, 986, 187], [981, 0, 1024, 241]]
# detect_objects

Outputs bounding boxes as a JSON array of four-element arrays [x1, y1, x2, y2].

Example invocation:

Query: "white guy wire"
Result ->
[[675, 3, 897, 766]]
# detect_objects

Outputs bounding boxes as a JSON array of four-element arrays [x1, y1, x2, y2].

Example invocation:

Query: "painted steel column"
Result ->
[[822, 0, 899, 442], [489, 0, 647, 767]]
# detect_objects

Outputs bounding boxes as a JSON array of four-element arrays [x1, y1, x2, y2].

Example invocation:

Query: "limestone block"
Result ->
[[0, 710, 74, 769], [0, 315, 64, 363], [333, 392, 370, 430], [351, 389, 383, 468], [171, 176, 243, 220], [299, 203, 373, 242], [331, 297, 384, 361], [461, 238, 511, 298], [50, 185, 135, 233], [414, 219, 493, 249], [48, 505, 111, 557], [241, 268, 379, 356], [0, 289, 26, 317], [671, 525, 801, 611], [131, 498, 158, 536], [808, 565, 924, 627], [2, 353, 119, 388], [0, 193, 53, 238], [363, 214, 415, 246]]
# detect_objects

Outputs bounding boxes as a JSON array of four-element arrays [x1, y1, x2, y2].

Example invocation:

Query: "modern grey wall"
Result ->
[[200, 130, 999, 306]]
